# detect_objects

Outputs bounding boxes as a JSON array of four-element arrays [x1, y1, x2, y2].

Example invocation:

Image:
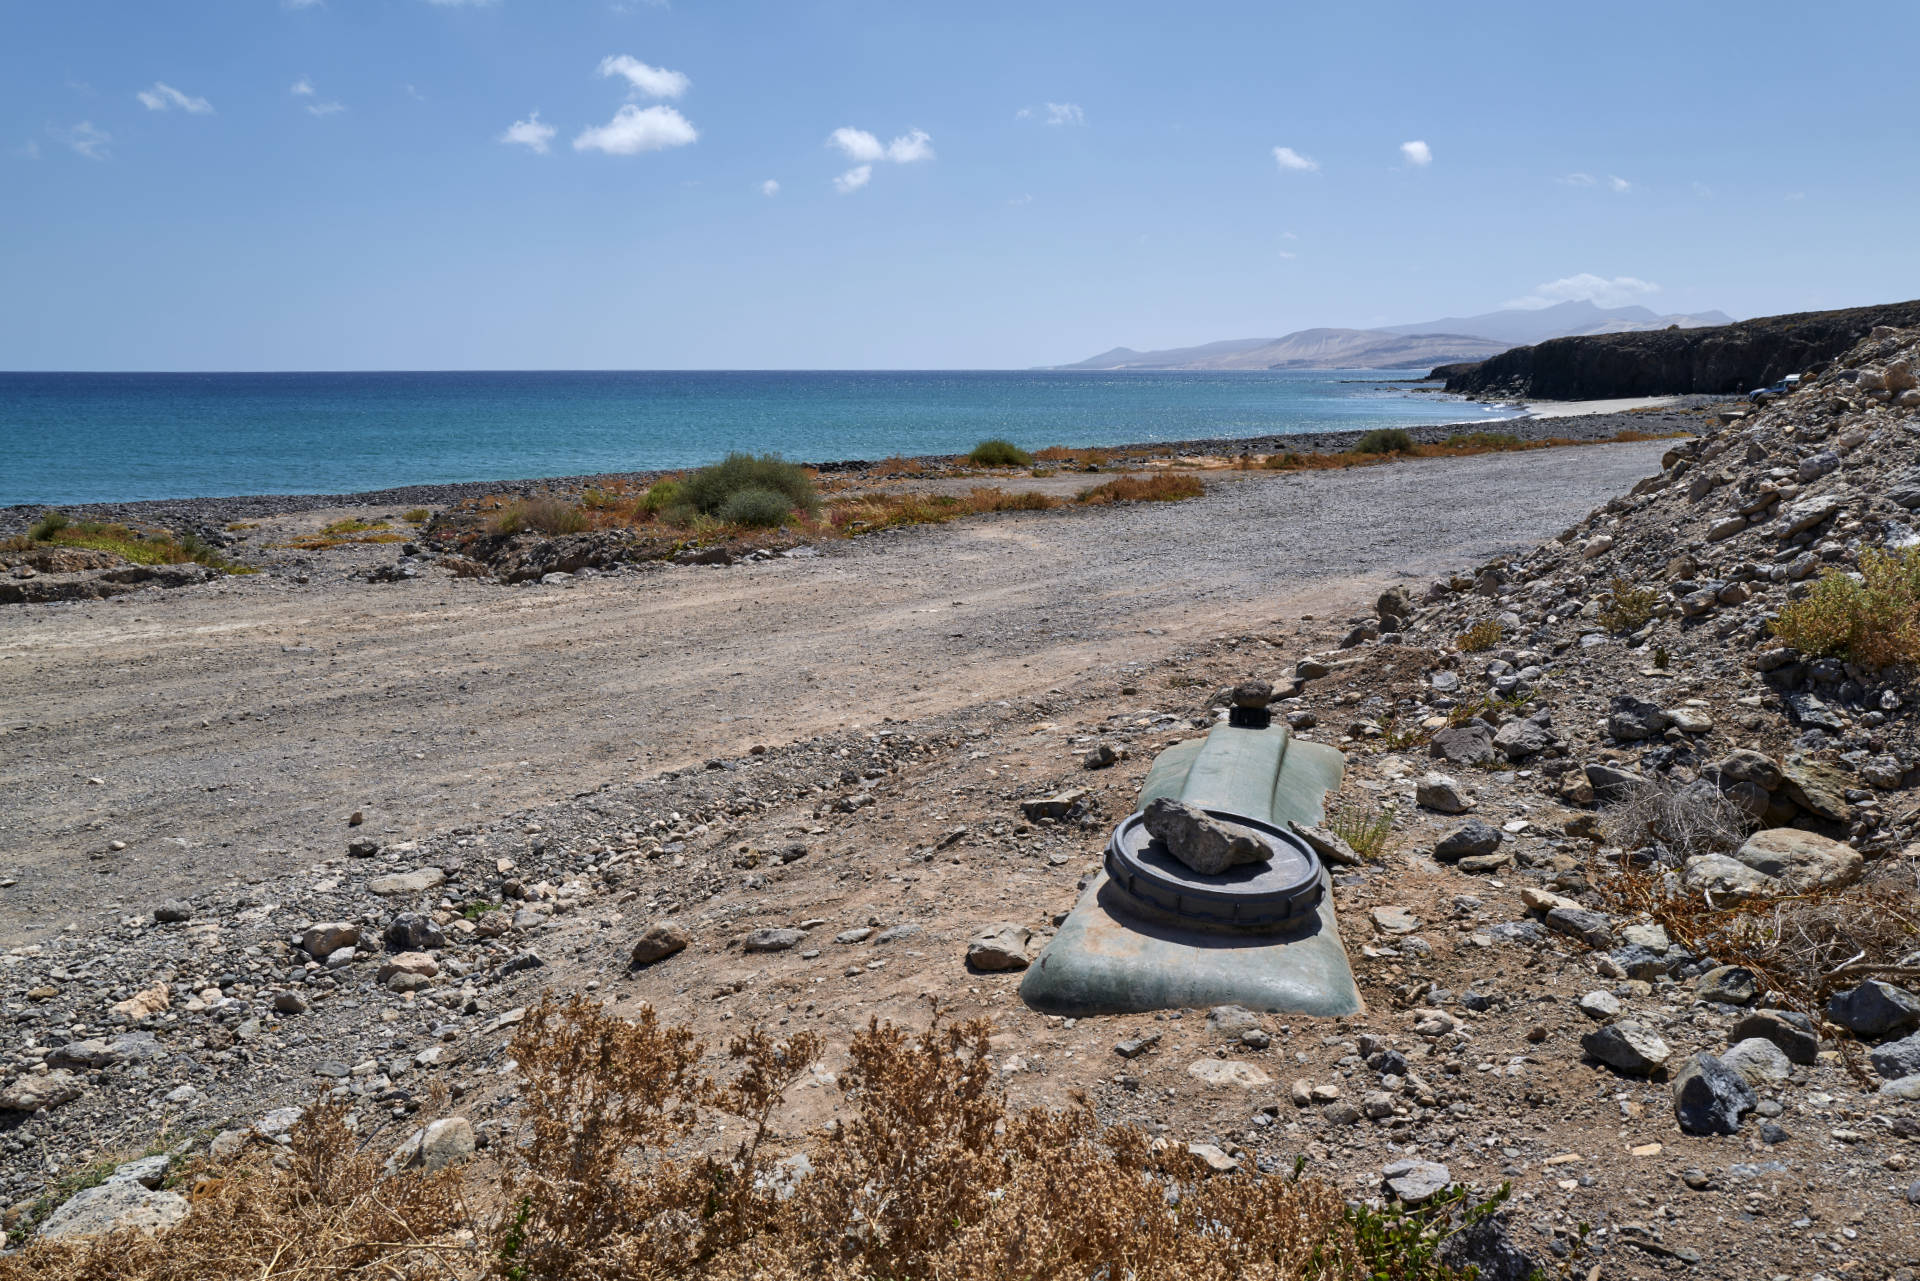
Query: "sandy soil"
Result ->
[[0, 441, 1667, 942]]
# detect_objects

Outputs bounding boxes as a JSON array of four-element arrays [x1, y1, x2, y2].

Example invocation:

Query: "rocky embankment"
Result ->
[[1438, 298, 1920, 401]]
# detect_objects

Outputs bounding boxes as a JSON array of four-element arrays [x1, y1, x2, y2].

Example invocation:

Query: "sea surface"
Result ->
[[0, 369, 1525, 507]]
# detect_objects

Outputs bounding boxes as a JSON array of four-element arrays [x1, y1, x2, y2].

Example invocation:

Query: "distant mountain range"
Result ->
[[1052, 300, 1736, 371]]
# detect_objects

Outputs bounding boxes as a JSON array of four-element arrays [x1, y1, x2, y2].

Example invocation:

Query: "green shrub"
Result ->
[[492, 497, 588, 537], [1599, 575, 1658, 632], [679, 453, 818, 518], [1354, 428, 1415, 454], [639, 479, 683, 514], [968, 438, 1034, 467], [1773, 547, 1920, 668], [28, 510, 70, 541], [717, 486, 793, 528]]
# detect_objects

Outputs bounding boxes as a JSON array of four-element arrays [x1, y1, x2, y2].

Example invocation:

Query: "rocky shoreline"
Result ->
[[0, 399, 1719, 536]]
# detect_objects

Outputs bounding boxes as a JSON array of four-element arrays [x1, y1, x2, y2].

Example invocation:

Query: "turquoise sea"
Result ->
[[0, 369, 1524, 507]]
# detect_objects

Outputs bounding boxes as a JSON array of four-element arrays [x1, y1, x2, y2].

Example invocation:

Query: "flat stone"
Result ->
[[390, 1116, 474, 1174], [1114, 1032, 1161, 1059], [1186, 1059, 1272, 1088], [1731, 1010, 1820, 1065], [1019, 788, 1088, 822], [1288, 820, 1362, 866], [1370, 906, 1421, 935], [37, 1180, 188, 1240], [366, 867, 446, 897], [1457, 851, 1512, 873], [1433, 819, 1502, 862], [1672, 1053, 1756, 1136], [376, 951, 439, 983], [1731, 829, 1861, 892], [630, 921, 690, 966], [965, 923, 1032, 972], [1684, 853, 1779, 901], [1430, 723, 1496, 767], [1187, 1142, 1239, 1174], [1382, 1158, 1452, 1204], [743, 927, 807, 953], [299, 922, 361, 958], [1205, 1004, 1261, 1033], [0, 1069, 83, 1112], [1545, 905, 1615, 949], [1581, 1021, 1671, 1075]]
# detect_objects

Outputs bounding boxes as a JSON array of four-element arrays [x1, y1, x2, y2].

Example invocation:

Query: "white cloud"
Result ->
[[1504, 274, 1661, 310], [1272, 145, 1317, 172], [597, 54, 689, 99], [1559, 172, 1596, 186], [282, 0, 324, 8], [829, 127, 884, 162], [1008, 192, 1032, 206], [500, 111, 556, 153], [826, 126, 931, 191], [1281, 230, 1298, 240], [60, 121, 111, 160], [290, 77, 315, 96], [1277, 250, 1297, 260], [1044, 102, 1083, 126], [137, 82, 213, 114], [1014, 107, 1031, 120], [307, 100, 346, 117], [573, 103, 697, 154], [1691, 181, 1713, 198], [760, 178, 780, 196], [1400, 139, 1431, 166], [1608, 174, 1631, 193]]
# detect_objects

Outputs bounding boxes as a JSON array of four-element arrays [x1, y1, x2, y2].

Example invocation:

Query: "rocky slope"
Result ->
[[1440, 299, 1920, 400]]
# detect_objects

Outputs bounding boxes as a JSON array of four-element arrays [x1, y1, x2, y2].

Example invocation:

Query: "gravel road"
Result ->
[[0, 441, 1666, 941]]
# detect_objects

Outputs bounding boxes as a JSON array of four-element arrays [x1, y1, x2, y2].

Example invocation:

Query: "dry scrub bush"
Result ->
[[1772, 547, 1920, 668], [1076, 472, 1205, 504], [828, 487, 1058, 534], [1601, 779, 1752, 863], [0, 1101, 468, 1281], [1597, 576, 1657, 633], [1454, 620, 1503, 652], [491, 998, 1370, 1281], [491, 497, 589, 537], [1328, 801, 1397, 862]]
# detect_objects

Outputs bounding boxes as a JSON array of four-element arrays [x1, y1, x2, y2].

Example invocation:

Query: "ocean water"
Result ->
[[0, 369, 1524, 507]]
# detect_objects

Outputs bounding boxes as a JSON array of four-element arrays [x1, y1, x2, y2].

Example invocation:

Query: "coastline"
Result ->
[[0, 395, 1717, 532]]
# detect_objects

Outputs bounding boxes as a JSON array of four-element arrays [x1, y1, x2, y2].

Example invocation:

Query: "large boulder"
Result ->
[[1828, 981, 1920, 1041], [1730, 829, 1861, 892], [1581, 1021, 1671, 1075], [1672, 1053, 1756, 1135]]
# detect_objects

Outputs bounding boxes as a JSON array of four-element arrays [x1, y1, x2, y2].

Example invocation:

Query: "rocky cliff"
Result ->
[[1438, 299, 1920, 400]]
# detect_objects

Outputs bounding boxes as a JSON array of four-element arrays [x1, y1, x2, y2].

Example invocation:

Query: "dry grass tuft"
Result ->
[[1600, 779, 1752, 862], [0, 1101, 467, 1281], [1597, 576, 1658, 633], [1772, 547, 1920, 669], [491, 497, 590, 537], [1327, 800, 1397, 862], [828, 486, 1058, 534], [1076, 472, 1206, 505], [1454, 620, 1503, 652]]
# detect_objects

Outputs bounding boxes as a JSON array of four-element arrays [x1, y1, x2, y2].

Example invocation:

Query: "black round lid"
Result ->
[[1104, 808, 1324, 930]]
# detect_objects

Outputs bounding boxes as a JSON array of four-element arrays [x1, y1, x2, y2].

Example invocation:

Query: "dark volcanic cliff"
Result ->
[[1437, 299, 1920, 399]]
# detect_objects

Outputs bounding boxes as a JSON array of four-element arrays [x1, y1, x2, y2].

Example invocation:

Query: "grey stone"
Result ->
[[1607, 696, 1672, 742], [1432, 819, 1501, 862], [1381, 1159, 1451, 1204], [743, 927, 806, 953], [1429, 723, 1496, 767], [1206, 1004, 1261, 1033], [1545, 905, 1615, 949], [0, 1069, 83, 1112], [834, 927, 874, 944], [1731, 1010, 1820, 1065], [1584, 762, 1645, 804], [390, 1116, 475, 1174], [630, 921, 691, 966], [1672, 1053, 1756, 1135], [1142, 797, 1269, 875], [1492, 717, 1556, 760], [153, 901, 192, 923], [1731, 828, 1861, 892], [1610, 944, 1675, 981], [1415, 772, 1473, 814], [1869, 1030, 1920, 1082], [383, 912, 446, 953], [1721, 1037, 1792, 1085], [1287, 820, 1362, 866], [37, 1180, 188, 1240], [1695, 965, 1758, 1006], [299, 922, 361, 958], [1685, 853, 1778, 901], [1581, 1020, 1671, 1075], [1828, 980, 1920, 1041], [367, 867, 446, 897], [1577, 990, 1621, 1020], [966, 923, 1033, 972]]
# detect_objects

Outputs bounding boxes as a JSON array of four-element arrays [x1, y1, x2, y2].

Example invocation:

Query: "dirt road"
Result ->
[[0, 442, 1664, 939]]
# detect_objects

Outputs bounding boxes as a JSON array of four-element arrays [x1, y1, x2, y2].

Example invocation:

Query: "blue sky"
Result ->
[[5, 0, 1918, 370]]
